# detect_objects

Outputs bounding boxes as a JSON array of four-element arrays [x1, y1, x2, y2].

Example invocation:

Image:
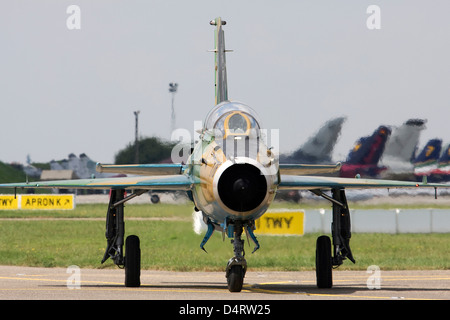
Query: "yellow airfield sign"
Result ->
[[0, 194, 74, 210], [0, 195, 19, 210], [21, 195, 74, 210], [255, 210, 304, 236]]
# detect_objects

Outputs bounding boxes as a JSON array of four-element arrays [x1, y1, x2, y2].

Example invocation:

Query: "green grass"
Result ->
[[0, 203, 193, 219], [0, 203, 448, 271]]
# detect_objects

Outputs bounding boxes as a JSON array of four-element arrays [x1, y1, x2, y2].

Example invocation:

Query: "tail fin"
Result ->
[[383, 118, 426, 163], [413, 139, 442, 165], [346, 126, 391, 165], [433, 144, 450, 176], [438, 144, 450, 166], [282, 117, 346, 163], [413, 139, 442, 176], [300, 116, 346, 162], [210, 17, 230, 105]]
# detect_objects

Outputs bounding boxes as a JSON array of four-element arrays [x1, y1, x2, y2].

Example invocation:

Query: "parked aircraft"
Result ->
[[278, 116, 345, 202], [0, 18, 447, 292], [413, 139, 443, 180], [339, 125, 391, 178], [380, 119, 427, 180], [280, 117, 346, 164], [430, 144, 450, 182]]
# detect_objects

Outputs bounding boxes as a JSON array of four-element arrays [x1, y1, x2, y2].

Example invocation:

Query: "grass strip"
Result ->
[[0, 215, 448, 271]]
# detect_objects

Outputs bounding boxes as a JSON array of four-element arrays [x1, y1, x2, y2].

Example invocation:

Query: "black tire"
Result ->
[[125, 235, 141, 287], [227, 265, 244, 292], [316, 235, 332, 289], [150, 194, 160, 204]]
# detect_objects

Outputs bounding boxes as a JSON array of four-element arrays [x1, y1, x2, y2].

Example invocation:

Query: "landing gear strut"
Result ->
[[199, 216, 259, 293], [101, 189, 142, 287], [314, 188, 355, 288], [226, 221, 247, 292], [223, 220, 260, 292]]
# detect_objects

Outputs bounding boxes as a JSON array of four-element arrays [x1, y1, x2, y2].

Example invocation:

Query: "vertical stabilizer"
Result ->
[[383, 119, 427, 163], [431, 144, 450, 180], [346, 126, 391, 165], [280, 117, 346, 164], [413, 139, 442, 177], [210, 17, 230, 105], [298, 117, 346, 163], [339, 126, 391, 178]]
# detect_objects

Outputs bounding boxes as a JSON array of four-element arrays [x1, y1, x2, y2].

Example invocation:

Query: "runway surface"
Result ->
[[0, 265, 448, 301]]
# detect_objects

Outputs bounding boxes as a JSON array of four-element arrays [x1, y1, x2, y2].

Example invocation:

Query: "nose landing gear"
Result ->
[[224, 220, 259, 292], [226, 224, 246, 292]]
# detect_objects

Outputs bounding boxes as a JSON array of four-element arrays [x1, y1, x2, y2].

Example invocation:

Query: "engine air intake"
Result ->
[[218, 163, 267, 212]]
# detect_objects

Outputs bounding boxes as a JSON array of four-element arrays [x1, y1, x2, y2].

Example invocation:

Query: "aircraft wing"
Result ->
[[278, 174, 446, 191], [0, 175, 194, 191]]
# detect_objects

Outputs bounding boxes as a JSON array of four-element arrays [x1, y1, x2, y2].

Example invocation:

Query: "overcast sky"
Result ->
[[1, 1, 449, 164]]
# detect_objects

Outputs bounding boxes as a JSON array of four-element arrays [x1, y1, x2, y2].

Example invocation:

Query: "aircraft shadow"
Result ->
[[243, 282, 450, 295], [39, 281, 450, 296]]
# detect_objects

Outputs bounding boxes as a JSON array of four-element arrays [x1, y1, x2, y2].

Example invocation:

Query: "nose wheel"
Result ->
[[226, 264, 245, 292]]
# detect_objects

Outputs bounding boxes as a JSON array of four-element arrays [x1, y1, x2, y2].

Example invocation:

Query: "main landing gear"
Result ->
[[101, 189, 141, 287], [314, 188, 355, 288]]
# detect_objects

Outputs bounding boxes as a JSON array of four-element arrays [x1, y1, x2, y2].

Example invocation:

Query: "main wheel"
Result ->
[[315, 235, 332, 288], [125, 235, 141, 287], [227, 265, 244, 292]]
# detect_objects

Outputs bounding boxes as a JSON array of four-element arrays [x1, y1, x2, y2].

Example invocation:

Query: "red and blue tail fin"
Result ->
[[346, 126, 391, 165]]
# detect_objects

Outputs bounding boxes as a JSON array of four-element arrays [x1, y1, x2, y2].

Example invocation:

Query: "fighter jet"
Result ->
[[0, 18, 447, 292]]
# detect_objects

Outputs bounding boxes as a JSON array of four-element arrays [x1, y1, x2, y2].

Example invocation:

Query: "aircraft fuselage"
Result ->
[[186, 101, 279, 225]]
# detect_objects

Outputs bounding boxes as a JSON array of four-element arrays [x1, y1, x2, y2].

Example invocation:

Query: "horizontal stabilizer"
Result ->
[[96, 163, 184, 176], [279, 163, 342, 175]]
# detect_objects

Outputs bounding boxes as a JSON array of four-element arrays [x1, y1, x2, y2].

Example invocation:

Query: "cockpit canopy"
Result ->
[[203, 101, 262, 139]]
